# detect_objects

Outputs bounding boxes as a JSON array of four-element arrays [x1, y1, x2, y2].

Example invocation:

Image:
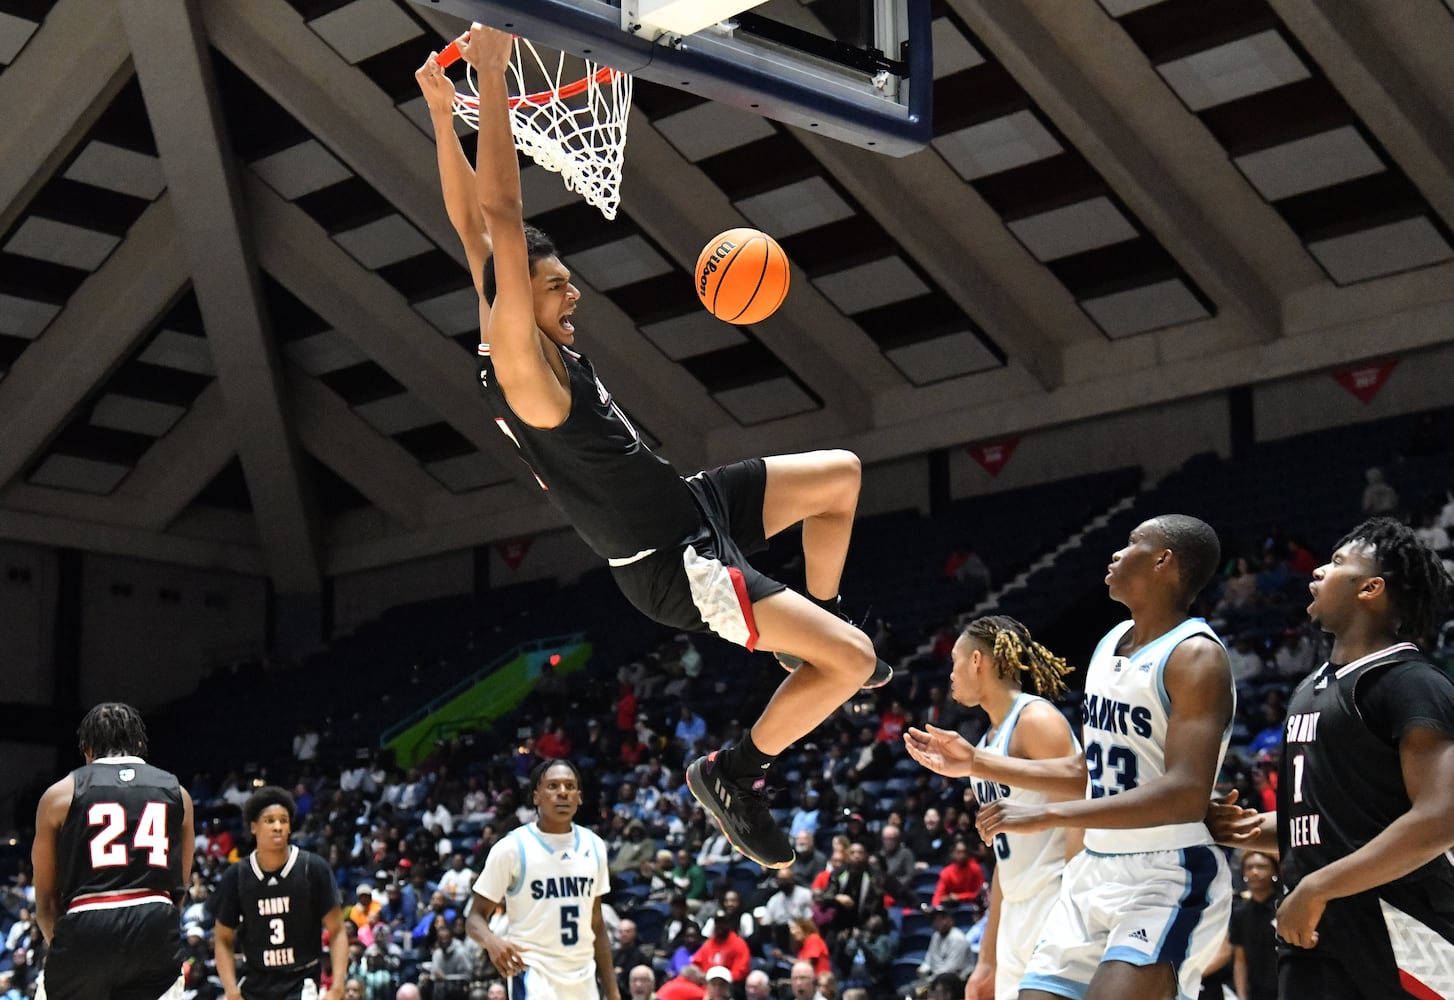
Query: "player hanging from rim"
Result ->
[[211, 787, 348, 1000], [466, 759, 618, 1000], [32, 702, 195, 1000], [415, 25, 893, 870], [968, 515, 1235, 1000], [903, 616, 1081, 1000], [1209, 517, 1454, 1000]]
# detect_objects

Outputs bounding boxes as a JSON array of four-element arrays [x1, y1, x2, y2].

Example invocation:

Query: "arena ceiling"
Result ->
[[2, 0, 1454, 592]]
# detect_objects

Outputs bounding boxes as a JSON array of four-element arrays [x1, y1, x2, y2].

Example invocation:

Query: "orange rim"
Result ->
[[454, 66, 620, 110]]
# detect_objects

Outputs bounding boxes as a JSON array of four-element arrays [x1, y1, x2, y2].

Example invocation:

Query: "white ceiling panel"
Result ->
[[333, 214, 434, 269], [567, 235, 674, 291], [64, 141, 166, 201], [812, 256, 929, 315], [426, 452, 501, 493], [30, 454, 130, 494], [0, 294, 62, 340], [354, 392, 438, 435], [284, 330, 370, 375], [653, 100, 779, 163], [140, 330, 215, 375], [1308, 216, 1454, 284], [885, 330, 1000, 384], [415, 286, 481, 335], [932, 17, 985, 79], [1081, 278, 1210, 337], [935, 110, 1064, 182], [1006, 196, 1138, 261], [1158, 30, 1309, 112], [0, 10, 39, 64], [5, 216, 121, 270], [308, 0, 424, 64], [251, 139, 353, 200], [735, 176, 856, 238], [714, 376, 818, 425], [90, 394, 187, 436], [640, 310, 749, 360], [1235, 127, 1385, 202]]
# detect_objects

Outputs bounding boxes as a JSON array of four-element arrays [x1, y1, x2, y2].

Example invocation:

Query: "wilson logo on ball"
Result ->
[[694, 228, 790, 325]]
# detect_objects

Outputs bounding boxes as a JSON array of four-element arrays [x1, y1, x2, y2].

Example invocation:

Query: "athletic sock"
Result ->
[[719, 728, 775, 782], [808, 593, 842, 616]]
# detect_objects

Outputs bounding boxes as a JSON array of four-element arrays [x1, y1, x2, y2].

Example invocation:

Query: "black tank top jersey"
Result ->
[[213, 847, 339, 997], [1278, 644, 1454, 898], [478, 343, 700, 560], [56, 757, 185, 904]]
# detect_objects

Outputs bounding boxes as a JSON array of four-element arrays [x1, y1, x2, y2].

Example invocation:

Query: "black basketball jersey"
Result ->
[[478, 342, 700, 560], [1279, 643, 1454, 896], [55, 756, 185, 905], [213, 847, 339, 999]]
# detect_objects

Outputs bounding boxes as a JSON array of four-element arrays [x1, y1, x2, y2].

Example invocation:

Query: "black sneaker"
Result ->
[[775, 651, 894, 689], [686, 751, 794, 869]]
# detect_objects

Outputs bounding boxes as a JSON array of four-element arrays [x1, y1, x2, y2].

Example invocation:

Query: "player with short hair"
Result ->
[[975, 515, 1235, 1000], [32, 702, 195, 1000], [211, 786, 348, 1000], [1211, 517, 1454, 999], [416, 25, 892, 870], [904, 616, 1080, 1000], [466, 759, 618, 1000]]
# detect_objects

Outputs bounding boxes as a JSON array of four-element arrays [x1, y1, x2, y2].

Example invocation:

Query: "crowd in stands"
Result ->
[[4, 411, 1453, 1000]]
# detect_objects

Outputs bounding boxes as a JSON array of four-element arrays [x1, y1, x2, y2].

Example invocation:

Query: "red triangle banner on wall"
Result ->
[[497, 538, 532, 571], [965, 437, 1021, 477], [1332, 360, 1397, 404]]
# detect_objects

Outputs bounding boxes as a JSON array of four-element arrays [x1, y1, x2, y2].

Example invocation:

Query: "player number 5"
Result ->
[[560, 904, 579, 946]]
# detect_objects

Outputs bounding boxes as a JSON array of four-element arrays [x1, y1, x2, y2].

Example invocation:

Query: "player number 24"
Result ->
[[88, 801, 169, 868]]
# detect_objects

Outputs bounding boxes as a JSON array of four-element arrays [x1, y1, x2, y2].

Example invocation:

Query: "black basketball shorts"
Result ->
[[44, 898, 182, 1000], [610, 457, 787, 649]]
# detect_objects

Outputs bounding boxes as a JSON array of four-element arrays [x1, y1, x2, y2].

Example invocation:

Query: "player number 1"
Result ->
[[1291, 753, 1305, 804]]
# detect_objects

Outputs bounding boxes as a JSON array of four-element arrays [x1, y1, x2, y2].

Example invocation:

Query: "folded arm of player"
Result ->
[[415, 52, 491, 297], [904, 718, 1087, 801], [1277, 725, 1454, 949], [459, 24, 570, 430], [978, 637, 1232, 837]]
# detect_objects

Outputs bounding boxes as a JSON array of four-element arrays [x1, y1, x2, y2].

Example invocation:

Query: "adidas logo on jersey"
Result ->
[[1129, 928, 1150, 943]]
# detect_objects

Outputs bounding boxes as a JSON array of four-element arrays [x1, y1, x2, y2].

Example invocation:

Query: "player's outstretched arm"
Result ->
[[458, 24, 569, 429], [1205, 789, 1276, 854], [30, 775, 72, 943], [415, 53, 491, 297], [906, 722, 1087, 799], [979, 637, 1232, 837], [1277, 726, 1454, 949]]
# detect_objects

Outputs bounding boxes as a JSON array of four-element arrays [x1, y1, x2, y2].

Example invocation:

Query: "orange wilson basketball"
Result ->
[[695, 227, 791, 325]]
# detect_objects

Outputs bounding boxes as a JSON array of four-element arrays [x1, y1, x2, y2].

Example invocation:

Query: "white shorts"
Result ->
[[1020, 846, 1231, 1000], [510, 967, 600, 1000], [997, 883, 1061, 1000]]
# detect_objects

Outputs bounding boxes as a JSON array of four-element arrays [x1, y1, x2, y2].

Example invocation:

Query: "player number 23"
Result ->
[[88, 802, 169, 868], [1086, 743, 1139, 797]]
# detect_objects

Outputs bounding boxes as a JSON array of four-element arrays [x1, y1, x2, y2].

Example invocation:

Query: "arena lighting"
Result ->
[[549, 654, 562, 666]]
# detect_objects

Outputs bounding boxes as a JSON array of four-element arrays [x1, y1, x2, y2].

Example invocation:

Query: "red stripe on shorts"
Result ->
[[726, 566, 758, 651]]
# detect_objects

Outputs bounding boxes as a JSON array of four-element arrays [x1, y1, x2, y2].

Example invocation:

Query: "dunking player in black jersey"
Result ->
[[211, 787, 348, 1000], [1212, 518, 1454, 999], [416, 26, 892, 870], [32, 702, 195, 1000]]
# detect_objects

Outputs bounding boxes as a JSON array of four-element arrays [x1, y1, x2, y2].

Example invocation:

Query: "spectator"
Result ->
[[788, 789, 822, 840], [915, 908, 974, 990], [1273, 627, 1317, 679], [788, 917, 831, 976], [700, 889, 754, 943], [1230, 851, 1279, 1000], [611, 819, 655, 876], [349, 884, 383, 930], [656, 964, 707, 1000], [436, 854, 475, 909], [875, 701, 909, 744], [876, 824, 917, 906], [905, 808, 952, 869], [537, 724, 572, 760], [703, 965, 732, 1000], [674, 707, 707, 751], [1226, 635, 1267, 685], [821, 843, 884, 933], [761, 868, 815, 949], [627, 964, 660, 1000], [1246, 698, 1286, 757], [691, 913, 750, 982], [696, 829, 738, 868], [789, 960, 826, 1000], [790, 831, 826, 886], [1361, 466, 1399, 516], [614, 919, 653, 997], [744, 970, 772, 1000], [1216, 557, 1258, 614], [671, 849, 710, 908]]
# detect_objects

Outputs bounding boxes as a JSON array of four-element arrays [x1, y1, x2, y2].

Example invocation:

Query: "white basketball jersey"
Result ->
[[474, 823, 609, 993], [1081, 618, 1232, 854], [973, 693, 1076, 903]]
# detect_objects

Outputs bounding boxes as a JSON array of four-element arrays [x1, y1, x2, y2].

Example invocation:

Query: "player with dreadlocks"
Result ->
[[1211, 517, 1454, 999], [904, 616, 1080, 1000]]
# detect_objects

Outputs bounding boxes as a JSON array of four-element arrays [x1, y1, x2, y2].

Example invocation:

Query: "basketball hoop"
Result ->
[[438, 32, 631, 221]]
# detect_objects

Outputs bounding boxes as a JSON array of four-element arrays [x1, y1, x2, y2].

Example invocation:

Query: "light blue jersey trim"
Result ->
[[994, 692, 1033, 752], [1147, 618, 1221, 714], [1019, 972, 1089, 1000], [507, 830, 527, 896], [1103, 946, 1158, 966]]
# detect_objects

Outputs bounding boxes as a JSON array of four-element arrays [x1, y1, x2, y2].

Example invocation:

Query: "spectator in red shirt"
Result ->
[[537, 724, 572, 760], [930, 840, 985, 909], [656, 964, 707, 1000], [692, 913, 751, 982], [790, 917, 832, 976], [876, 701, 909, 744]]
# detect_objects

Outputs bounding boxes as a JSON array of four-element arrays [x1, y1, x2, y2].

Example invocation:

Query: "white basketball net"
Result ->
[[451, 37, 632, 221]]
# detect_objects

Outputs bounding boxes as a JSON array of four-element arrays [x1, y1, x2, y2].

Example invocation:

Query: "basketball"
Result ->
[[695, 228, 791, 325]]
